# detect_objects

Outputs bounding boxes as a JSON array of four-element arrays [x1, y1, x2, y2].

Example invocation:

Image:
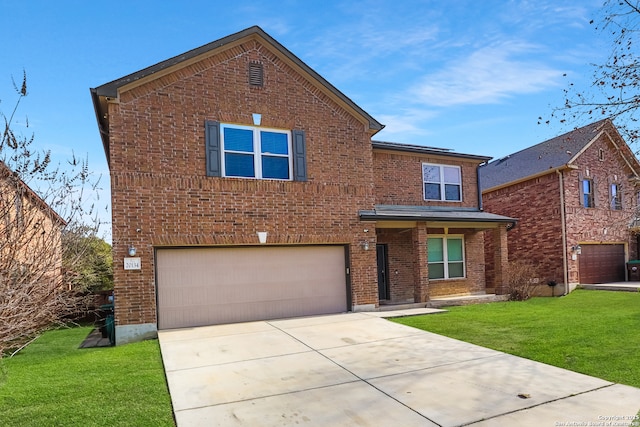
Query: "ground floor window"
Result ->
[[427, 236, 465, 279]]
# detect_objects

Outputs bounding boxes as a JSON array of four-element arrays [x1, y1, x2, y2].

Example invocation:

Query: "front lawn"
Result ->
[[392, 290, 640, 388], [0, 327, 174, 427]]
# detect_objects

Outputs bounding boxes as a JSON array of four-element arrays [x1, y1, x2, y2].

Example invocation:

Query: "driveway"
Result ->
[[158, 312, 640, 426]]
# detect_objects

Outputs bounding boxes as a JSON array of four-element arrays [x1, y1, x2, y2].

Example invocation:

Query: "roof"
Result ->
[[479, 120, 613, 191], [359, 205, 516, 226], [91, 26, 384, 167], [372, 140, 492, 162], [0, 161, 66, 226]]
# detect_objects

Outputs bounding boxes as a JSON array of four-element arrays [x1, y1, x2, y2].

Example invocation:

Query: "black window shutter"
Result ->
[[292, 129, 307, 181], [205, 121, 221, 177]]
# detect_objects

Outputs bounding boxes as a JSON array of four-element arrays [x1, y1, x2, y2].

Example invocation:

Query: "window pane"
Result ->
[[261, 132, 289, 155], [224, 128, 254, 152], [448, 262, 464, 278], [423, 165, 440, 183], [447, 238, 463, 261], [427, 238, 443, 262], [428, 263, 444, 279], [262, 156, 290, 179], [583, 180, 591, 194], [443, 166, 460, 184], [425, 183, 441, 200], [444, 184, 461, 201], [225, 153, 255, 177]]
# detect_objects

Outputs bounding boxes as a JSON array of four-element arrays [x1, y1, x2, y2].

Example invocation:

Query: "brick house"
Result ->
[[90, 26, 514, 344], [0, 161, 66, 291], [480, 119, 640, 296]]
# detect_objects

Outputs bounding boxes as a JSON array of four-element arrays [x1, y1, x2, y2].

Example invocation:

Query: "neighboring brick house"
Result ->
[[480, 119, 640, 296], [90, 26, 514, 344], [0, 161, 66, 290]]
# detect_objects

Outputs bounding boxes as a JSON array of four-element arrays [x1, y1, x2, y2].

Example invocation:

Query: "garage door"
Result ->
[[156, 246, 348, 330], [578, 244, 625, 284]]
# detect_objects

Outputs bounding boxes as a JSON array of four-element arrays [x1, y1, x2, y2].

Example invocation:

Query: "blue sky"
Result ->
[[0, 0, 608, 238]]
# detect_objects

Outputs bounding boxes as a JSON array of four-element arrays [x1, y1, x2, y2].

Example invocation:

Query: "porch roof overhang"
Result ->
[[359, 205, 517, 230]]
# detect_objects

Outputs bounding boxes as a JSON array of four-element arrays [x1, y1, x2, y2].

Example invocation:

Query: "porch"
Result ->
[[360, 205, 516, 306]]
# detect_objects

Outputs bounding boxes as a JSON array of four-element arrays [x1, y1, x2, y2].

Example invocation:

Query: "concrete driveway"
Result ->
[[158, 312, 640, 426]]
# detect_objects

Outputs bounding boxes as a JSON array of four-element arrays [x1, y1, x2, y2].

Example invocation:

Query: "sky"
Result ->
[[0, 0, 610, 239]]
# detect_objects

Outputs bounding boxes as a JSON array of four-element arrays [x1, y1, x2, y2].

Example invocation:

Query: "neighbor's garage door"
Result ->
[[578, 244, 625, 284], [156, 246, 348, 330]]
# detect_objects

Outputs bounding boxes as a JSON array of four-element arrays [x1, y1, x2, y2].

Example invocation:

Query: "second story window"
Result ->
[[583, 179, 594, 208], [423, 163, 462, 202], [611, 183, 622, 210], [221, 124, 291, 180]]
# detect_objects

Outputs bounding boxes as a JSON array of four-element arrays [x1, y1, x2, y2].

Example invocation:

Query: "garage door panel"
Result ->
[[156, 246, 348, 329]]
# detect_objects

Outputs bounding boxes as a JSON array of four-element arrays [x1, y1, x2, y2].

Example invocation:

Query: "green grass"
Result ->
[[0, 327, 175, 427], [392, 290, 640, 388]]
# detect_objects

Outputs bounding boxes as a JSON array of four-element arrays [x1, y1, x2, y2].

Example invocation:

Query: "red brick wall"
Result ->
[[107, 39, 378, 326], [483, 172, 565, 285], [373, 150, 482, 208]]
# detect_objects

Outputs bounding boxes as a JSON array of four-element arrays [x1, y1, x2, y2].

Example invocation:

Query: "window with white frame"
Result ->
[[582, 178, 594, 208], [427, 236, 465, 280], [221, 124, 292, 180], [422, 163, 462, 201]]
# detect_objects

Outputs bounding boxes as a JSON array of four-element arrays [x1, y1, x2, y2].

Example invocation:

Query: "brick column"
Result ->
[[412, 223, 429, 302], [493, 225, 509, 294]]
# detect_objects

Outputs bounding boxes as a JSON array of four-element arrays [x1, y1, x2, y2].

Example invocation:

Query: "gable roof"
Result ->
[[479, 119, 640, 192], [0, 161, 66, 226], [91, 26, 384, 167]]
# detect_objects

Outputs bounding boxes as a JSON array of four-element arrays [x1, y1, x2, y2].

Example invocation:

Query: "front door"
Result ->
[[377, 244, 389, 301]]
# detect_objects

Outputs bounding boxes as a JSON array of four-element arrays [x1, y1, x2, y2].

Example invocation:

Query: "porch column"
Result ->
[[493, 224, 509, 294], [412, 223, 429, 302]]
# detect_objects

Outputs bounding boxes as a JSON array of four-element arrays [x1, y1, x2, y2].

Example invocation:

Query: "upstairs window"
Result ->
[[428, 236, 465, 280], [205, 121, 307, 181], [423, 163, 462, 202], [582, 179, 594, 208], [611, 183, 622, 210]]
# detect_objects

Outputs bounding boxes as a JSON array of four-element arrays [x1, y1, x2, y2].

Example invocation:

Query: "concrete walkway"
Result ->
[[158, 312, 640, 426]]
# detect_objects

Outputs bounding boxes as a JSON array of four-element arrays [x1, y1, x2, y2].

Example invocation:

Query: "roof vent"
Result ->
[[249, 62, 264, 88]]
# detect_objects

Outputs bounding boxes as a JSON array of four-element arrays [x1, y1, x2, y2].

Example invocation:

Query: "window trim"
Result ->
[[220, 123, 293, 180], [427, 235, 466, 280], [422, 163, 462, 202]]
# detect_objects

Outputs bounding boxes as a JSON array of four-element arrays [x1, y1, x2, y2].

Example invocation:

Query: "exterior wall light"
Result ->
[[571, 245, 582, 255], [128, 246, 137, 257], [362, 240, 370, 251]]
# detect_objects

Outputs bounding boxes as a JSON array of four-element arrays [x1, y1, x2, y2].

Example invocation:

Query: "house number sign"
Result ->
[[124, 257, 141, 270]]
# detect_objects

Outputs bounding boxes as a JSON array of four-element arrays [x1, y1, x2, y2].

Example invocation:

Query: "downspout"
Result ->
[[477, 163, 485, 211], [557, 169, 569, 295]]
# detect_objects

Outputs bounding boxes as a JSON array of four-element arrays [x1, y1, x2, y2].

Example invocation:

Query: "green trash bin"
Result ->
[[99, 303, 115, 346], [627, 260, 640, 281]]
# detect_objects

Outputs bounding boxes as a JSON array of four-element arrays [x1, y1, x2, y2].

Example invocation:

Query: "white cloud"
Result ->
[[412, 41, 564, 107]]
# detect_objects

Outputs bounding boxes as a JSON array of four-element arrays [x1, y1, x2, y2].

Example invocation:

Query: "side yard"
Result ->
[[393, 290, 640, 388], [0, 327, 174, 427]]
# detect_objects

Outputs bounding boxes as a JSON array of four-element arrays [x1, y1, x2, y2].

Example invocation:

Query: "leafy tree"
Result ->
[[0, 72, 102, 357], [547, 0, 640, 146], [63, 225, 113, 293]]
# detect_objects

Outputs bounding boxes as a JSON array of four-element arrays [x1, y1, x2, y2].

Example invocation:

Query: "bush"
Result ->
[[506, 261, 538, 301]]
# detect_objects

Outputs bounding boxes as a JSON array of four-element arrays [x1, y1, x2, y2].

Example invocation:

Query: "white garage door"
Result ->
[[156, 246, 348, 329]]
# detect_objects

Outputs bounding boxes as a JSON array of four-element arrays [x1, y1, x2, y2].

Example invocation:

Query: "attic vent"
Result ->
[[248, 62, 264, 88]]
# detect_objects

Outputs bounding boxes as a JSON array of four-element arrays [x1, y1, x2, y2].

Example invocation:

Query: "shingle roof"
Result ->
[[479, 120, 608, 191], [359, 205, 516, 225]]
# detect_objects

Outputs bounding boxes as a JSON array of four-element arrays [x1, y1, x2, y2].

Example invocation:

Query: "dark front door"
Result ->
[[377, 244, 389, 300]]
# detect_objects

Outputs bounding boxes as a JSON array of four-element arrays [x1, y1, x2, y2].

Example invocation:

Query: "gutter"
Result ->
[[557, 169, 569, 295]]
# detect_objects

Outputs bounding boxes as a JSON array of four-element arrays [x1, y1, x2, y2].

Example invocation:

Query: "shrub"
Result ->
[[506, 260, 538, 301]]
